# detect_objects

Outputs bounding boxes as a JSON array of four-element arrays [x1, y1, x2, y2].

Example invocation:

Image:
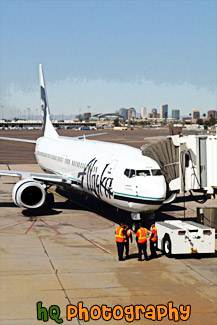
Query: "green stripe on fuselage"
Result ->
[[114, 192, 165, 200]]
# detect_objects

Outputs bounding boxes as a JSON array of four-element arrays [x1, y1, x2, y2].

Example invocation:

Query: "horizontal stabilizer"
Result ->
[[59, 132, 107, 141], [76, 132, 107, 140]]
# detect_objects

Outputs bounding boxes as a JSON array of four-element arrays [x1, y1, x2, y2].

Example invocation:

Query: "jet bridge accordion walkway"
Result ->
[[141, 134, 217, 196]]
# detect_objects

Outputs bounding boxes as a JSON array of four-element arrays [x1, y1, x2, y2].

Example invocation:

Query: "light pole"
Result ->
[[27, 107, 31, 120], [1, 105, 3, 120]]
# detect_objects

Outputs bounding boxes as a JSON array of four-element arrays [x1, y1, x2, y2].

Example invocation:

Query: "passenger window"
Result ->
[[136, 170, 151, 176], [129, 169, 135, 178]]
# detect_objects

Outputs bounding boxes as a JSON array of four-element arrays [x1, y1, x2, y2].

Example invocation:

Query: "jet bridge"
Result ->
[[141, 133, 217, 196]]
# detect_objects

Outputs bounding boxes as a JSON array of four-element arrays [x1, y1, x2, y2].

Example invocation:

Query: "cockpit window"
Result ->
[[124, 169, 135, 178], [124, 169, 130, 177], [125, 169, 162, 177], [130, 169, 135, 178], [151, 169, 162, 176], [136, 170, 151, 176]]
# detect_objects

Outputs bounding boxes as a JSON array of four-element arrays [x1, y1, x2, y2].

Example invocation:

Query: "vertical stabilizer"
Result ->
[[39, 64, 58, 138]]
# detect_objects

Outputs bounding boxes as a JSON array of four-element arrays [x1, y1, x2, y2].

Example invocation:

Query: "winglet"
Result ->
[[39, 64, 58, 139]]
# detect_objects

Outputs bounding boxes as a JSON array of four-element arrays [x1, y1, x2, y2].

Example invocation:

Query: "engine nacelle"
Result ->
[[12, 179, 46, 209], [163, 192, 177, 205]]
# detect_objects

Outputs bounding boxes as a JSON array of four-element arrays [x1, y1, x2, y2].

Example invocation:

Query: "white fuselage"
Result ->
[[35, 136, 167, 213]]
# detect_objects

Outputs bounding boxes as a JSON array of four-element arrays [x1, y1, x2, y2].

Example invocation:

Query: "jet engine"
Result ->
[[163, 192, 177, 205], [12, 179, 46, 209]]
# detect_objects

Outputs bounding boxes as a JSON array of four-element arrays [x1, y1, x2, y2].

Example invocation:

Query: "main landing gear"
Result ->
[[45, 192, 55, 208]]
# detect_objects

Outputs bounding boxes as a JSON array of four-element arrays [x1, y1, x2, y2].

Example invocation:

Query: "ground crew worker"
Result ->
[[149, 223, 157, 258], [115, 223, 127, 261], [136, 224, 148, 261], [123, 225, 133, 258]]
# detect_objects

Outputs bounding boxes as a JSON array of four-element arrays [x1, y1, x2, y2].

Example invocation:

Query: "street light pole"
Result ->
[[1, 105, 3, 120]]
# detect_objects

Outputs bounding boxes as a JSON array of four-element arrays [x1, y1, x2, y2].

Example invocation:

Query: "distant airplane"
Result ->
[[0, 65, 167, 222]]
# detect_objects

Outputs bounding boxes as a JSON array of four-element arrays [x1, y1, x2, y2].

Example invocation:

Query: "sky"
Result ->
[[0, 0, 216, 119]]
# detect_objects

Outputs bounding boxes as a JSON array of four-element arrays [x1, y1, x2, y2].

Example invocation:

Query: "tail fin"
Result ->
[[39, 64, 58, 138]]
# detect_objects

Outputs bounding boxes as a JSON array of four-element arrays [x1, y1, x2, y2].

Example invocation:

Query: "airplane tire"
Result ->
[[163, 235, 172, 258], [46, 192, 54, 208]]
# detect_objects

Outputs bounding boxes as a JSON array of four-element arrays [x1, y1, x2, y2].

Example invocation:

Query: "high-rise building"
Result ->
[[160, 104, 168, 119], [207, 110, 217, 119], [141, 106, 148, 119], [152, 108, 157, 118], [172, 110, 180, 120], [192, 108, 200, 119], [119, 108, 128, 120], [128, 107, 136, 120], [83, 112, 91, 120]]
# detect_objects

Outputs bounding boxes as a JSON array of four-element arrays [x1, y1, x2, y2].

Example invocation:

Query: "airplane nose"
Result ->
[[140, 177, 167, 200], [154, 180, 167, 199]]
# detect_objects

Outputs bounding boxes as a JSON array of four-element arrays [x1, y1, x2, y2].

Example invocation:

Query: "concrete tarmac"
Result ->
[[0, 130, 217, 324], [0, 164, 217, 324]]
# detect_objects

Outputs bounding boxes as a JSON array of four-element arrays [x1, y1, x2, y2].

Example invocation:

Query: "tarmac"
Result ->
[[0, 129, 217, 324]]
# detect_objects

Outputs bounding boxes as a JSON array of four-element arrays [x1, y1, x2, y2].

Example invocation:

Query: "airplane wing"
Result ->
[[0, 170, 74, 186], [0, 132, 107, 144], [0, 137, 36, 144]]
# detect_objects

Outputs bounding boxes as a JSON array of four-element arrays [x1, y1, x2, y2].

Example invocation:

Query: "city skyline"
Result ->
[[0, 0, 216, 118], [2, 104, 217, 122]]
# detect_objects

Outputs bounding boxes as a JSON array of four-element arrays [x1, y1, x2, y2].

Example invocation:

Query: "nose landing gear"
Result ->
[[131, 212, 141, 232]]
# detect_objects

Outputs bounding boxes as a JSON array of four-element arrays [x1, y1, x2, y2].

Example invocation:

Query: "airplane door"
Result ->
[[123, 169, 138, 196]]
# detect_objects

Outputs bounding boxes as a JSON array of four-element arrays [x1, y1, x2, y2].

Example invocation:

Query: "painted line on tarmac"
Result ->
[[43, 218, 93, 232], [94, 214, 116, 229], [76, 232, 111, 254], [43, 217, 115, 233], [25, 220, 37, 235], [40, 219, 62, 235], [47, 189, 116, 232], [0, 219, 29, 231]]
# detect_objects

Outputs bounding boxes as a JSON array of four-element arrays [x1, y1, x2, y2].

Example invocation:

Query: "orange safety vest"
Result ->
[[150, 226, 157, 242], [115, 226, 125, 243], [124, 229, 131, 243], [136, 227, 147, 244]]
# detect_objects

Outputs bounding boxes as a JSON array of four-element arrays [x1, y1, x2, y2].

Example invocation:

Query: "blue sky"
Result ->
[[0, 0, 216, 118]]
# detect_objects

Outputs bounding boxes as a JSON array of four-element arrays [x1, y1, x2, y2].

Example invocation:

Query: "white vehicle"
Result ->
[[0, 65, 167, 218], [156, 220, 215, 257]]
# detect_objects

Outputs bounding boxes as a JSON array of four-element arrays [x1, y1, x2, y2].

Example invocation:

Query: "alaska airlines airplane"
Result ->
[[0, 65, 167, 220]]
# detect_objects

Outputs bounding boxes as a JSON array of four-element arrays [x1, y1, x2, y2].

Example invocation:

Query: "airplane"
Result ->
[[0, 65, 167, 223]]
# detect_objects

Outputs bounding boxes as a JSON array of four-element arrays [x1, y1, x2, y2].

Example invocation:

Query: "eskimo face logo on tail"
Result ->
[[40, 86, 47, 130], [81, 158, 113, 199]]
